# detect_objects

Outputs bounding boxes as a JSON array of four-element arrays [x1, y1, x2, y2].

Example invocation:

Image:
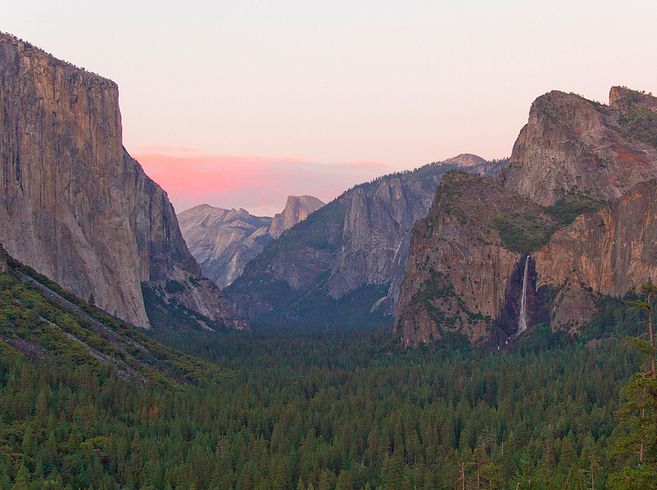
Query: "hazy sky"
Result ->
[[4, 1, 657, 214]]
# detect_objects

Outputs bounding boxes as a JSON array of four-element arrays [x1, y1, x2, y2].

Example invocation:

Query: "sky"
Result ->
[[4, 0, 657, 214]]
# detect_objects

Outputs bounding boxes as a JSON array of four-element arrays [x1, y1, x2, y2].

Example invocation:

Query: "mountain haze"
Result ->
[[178, 196, 324, 289], [225, 155, 506, 327]]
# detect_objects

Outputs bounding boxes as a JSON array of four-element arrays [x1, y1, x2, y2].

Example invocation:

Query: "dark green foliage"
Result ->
[[0, 253, 650, 488], [619, 108, 657, 148], [0, 261, 214, 385], [165, 279, 186, 293], [495, 193, 604, 253], [544, 193, 604, 226], [257, 282, 392, 329], [606, 284, 657, 488], [494, 212, 556, 253]]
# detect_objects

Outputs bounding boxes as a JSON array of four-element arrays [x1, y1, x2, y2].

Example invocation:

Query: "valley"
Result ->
[[0, 26, 656, 489]]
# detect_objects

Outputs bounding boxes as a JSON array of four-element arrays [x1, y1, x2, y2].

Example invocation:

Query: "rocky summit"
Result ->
[[0, 33, 245, 330], [502, 87, 657, 206], [225, 155, 505, 328], [178, 195, 324, 289], [268, 195, 325, 239], [396, 87, 657, 346]]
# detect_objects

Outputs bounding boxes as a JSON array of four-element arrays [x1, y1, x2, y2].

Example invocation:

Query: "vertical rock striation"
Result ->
[[226, 156, 505, 327], [397, 87, 657, 346], [178, 196, 324, 289], [0, 32, 245, 329]]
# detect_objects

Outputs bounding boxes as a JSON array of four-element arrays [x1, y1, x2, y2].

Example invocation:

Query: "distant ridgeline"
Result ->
[[178, 195, 325, 290], [225, 155, 506, 328], [395, 87, 657, 347]]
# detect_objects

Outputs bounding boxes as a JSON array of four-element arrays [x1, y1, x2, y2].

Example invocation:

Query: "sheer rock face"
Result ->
[[0, 244, 7, 273], [0, 33, 245, 329], [393, 173, 553, 347], [268, 195, 324, 239], [178, 196, 324, 289], [534, 180, 657, 330], [397, 87, 657, 346], [502, 88, 657, 206], [225, 156, 504, 327]]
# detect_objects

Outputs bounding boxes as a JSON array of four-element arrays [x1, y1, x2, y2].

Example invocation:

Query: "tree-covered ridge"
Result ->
[[0, 256, 214, 385], [494, 192, 603, 254]]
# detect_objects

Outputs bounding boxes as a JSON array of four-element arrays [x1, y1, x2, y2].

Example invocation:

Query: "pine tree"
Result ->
[[608, 283, 657, 488]]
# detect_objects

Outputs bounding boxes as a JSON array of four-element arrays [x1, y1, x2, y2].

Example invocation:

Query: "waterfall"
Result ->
[[517, 255, 530, 334]]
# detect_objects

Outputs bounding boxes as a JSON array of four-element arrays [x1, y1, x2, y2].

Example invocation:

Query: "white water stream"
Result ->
[[517, 255, 530, 334]]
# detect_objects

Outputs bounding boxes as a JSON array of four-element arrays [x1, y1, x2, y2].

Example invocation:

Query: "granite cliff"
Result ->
[[396, 87, 657, 346], [178, 196, 324, 289], [502, 87, 657, 205], [0, 32, 245, 330], [268, 195, 324, 239], [393, 172, 557, 346], [534, 179, 657, 332], [225, 155, 505, 327]]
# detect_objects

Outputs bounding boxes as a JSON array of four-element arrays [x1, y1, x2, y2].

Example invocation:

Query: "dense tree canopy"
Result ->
[[0, 265, 653, 488]]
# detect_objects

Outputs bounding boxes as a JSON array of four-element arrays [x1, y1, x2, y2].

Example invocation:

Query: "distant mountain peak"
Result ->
[[179, 195, 324, 288], [442, 153, 488, 167], [269, 195, 325, 239]]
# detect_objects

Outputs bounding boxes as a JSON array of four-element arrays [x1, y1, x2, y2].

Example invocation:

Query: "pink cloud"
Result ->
[[133, 149, 391, 216]]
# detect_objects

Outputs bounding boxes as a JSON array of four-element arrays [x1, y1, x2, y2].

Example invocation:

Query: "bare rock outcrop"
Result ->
[[0, 32, 245, 329], [226, 157, 504, 327], [502, 88, 657, 206], [178, 196, 324, 289], [268, 195, 324, 239]]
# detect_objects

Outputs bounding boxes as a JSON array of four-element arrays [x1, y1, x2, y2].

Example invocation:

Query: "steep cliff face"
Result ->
[[178, 196, 324, 289], [502, 88, 657, 206], [0, 32, 245, 330], [178, 206, 272, 289], [534, 180, 657, 331], [397, 87, 657, 346], [225, 156, 504, 327], [393, 172, 555, 346], [268, 195, 324, 239], [0, 244, 7, 273]]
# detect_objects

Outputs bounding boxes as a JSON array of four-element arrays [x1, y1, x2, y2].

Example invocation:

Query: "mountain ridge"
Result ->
[[178, 195, 324, 289], [396, 86, 657, 346], [225, 156, 506, 327]]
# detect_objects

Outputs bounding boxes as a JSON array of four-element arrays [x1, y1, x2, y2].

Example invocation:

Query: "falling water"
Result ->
[[517, 255, 530, 334]]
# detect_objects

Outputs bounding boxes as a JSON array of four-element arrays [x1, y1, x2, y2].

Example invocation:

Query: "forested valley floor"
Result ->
[[1, 265, 653, 489]]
